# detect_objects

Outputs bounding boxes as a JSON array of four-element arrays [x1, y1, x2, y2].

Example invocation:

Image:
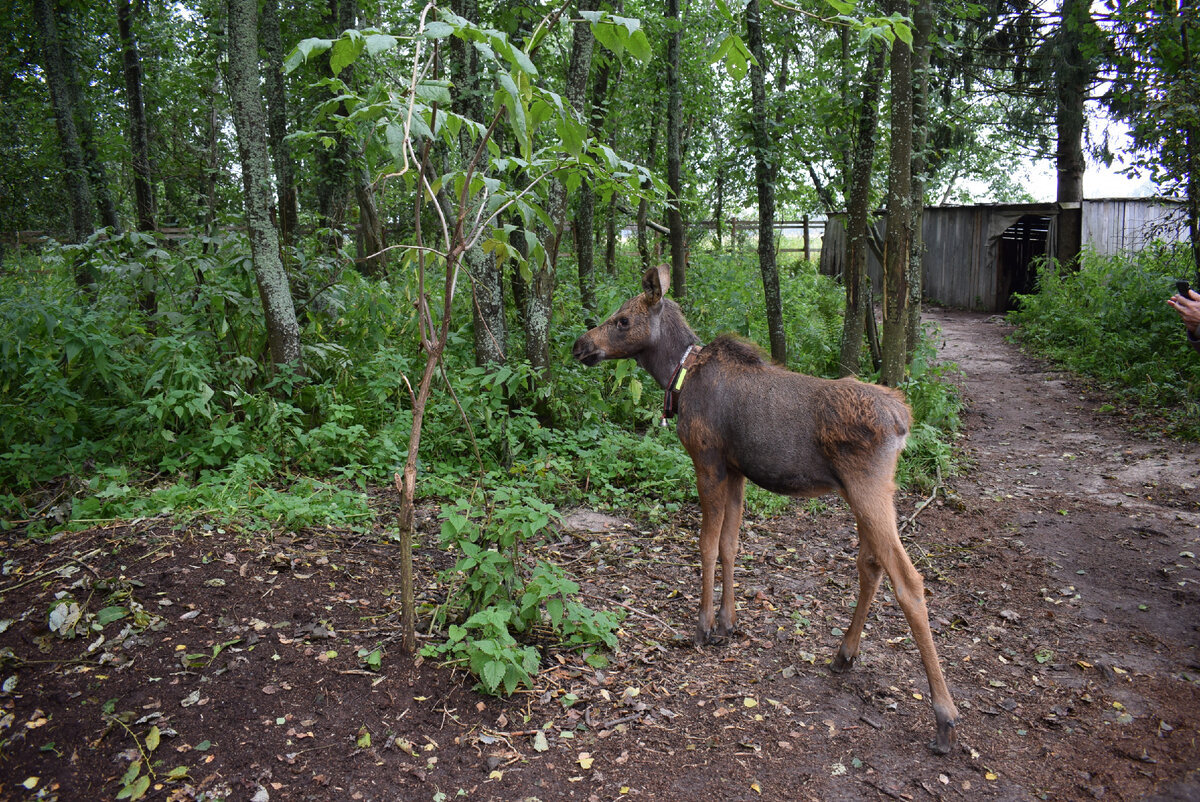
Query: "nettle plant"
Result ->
[[286, 4, 655, 688]]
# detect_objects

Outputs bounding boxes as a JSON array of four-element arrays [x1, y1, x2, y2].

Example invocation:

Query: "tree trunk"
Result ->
[[714, 167, 725, 251], [355, 159, 387, 274], [746, 0, 786, 363], [881, 0, 915, 388], [837, 44, 887, 377], [117, 0, 154, 233], [1054, 0, 1089, 269], [227, 0, 302, 369], [452, 0, 505, 367], [637, 96, 661, 270], [527, 1, 593, 374], [117, 0, 156, 322], [1183, 7, 1200, 280], [202, 74, 222, 246], [316, 0, 358, 249], [905, 0, 932, 357], [665, 0, 686, 298], [260, 0, 299, 246], [577, 46, 616, 323], [57, 3, 120, 233], [32, 0, 93, 245]]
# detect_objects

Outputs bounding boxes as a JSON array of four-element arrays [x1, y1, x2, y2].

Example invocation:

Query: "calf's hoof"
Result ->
[[830, 646, 855, 674], [929, 717, 957, 755], [693, 621, 730, 647]]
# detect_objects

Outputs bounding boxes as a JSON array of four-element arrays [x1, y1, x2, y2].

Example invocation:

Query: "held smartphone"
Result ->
[[1177, 280, 1192, 298]]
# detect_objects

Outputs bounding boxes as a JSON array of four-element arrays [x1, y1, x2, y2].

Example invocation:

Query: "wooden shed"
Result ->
[[819, 198, 1188, 312]]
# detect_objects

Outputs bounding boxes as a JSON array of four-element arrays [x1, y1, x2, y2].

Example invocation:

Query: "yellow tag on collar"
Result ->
[[673, 367, 688, 391]]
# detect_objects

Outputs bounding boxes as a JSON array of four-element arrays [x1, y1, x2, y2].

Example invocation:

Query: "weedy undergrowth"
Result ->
[[1010, 245, 1200, 438]]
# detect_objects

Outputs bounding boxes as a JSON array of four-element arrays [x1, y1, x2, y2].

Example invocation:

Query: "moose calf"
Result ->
[[572, 264, 959, 754]]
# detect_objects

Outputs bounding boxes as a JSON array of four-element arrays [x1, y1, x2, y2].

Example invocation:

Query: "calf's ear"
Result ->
[[642, 263, 671, 304]]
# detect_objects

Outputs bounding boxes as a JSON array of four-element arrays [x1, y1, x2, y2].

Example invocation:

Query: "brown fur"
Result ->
[[572, 265, 960, 754]]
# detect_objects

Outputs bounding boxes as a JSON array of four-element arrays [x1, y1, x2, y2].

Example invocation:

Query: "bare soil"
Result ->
[[2, 308, 1199, 802]]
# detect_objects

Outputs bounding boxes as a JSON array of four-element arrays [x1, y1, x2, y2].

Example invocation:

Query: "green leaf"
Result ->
[[330, 33, 366, 75], [95, 606, 128, 627], [585, 653, 609, 668], [364, 33, 397, 56], [425, 20, 455, 38], [591, 22, 624, 59], [557, 117, 585, 157], [825, 0, 855, 14], [627, 30, 652, 63], [498, 37, 538, 77], [120, 761, 142, 787], [165, 766, 189, 781], [127, 775, 151, 801], [546, 597, 564, 626], [284, 38, 332, 73], [891, 18, 913, 48], [415, 81, 452, 105], [481, 659, 506, 692], [145, 726, 161, 752]]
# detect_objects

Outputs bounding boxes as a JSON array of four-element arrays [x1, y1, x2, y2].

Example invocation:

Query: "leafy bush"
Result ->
[[425, 495, 622, 695], [1009, 245, 1200, 438]]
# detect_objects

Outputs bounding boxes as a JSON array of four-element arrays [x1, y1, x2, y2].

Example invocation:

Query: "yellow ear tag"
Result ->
[[674, 367, 687, 391]]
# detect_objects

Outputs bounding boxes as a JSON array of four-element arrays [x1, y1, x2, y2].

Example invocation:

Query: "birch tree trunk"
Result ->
[[881, 2, 914, 388], [905, 0, 932, 357], [226, 0, 302, 369], [837, 44, 886, 377]]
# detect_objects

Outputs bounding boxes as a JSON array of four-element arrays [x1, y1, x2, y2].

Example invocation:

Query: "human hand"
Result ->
[[1168, 288, 1200, 334]]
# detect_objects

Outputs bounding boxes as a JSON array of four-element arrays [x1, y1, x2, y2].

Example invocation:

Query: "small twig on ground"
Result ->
[[0, 547, 105, 594], [582, 591, 682, 639], [599, 711, 645, 730], [898, 464, 943, 536]]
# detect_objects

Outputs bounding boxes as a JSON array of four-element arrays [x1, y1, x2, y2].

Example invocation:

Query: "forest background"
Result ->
[[2, 0, 1199, 686]]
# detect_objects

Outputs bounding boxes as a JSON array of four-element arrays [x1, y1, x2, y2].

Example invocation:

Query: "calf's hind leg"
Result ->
[[831, 541, 884, 673], [692, 463, 730, 645], [840, 481, 959, 754], [714, 475, 745, 639]]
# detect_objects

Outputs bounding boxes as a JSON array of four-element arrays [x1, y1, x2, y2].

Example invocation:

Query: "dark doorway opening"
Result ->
[[996, 214, 1051, 311]]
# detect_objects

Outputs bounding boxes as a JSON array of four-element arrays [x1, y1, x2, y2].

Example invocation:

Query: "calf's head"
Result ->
[[572, 264, 671, 366]]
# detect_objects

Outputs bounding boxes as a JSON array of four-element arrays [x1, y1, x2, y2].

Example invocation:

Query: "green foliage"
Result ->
[[682, 251, 845, 377], [1009, 246, 1200, 438], [896, 330, 963, 491]]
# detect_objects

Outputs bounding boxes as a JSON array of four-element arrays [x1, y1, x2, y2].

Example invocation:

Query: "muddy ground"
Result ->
[[1, 309, 1198, 801]]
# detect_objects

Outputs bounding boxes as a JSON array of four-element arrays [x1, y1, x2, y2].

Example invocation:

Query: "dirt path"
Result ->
[[930, 307, 1200, 649], [1, 310, 1199, 802], [927, 307, 1200, 799]]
